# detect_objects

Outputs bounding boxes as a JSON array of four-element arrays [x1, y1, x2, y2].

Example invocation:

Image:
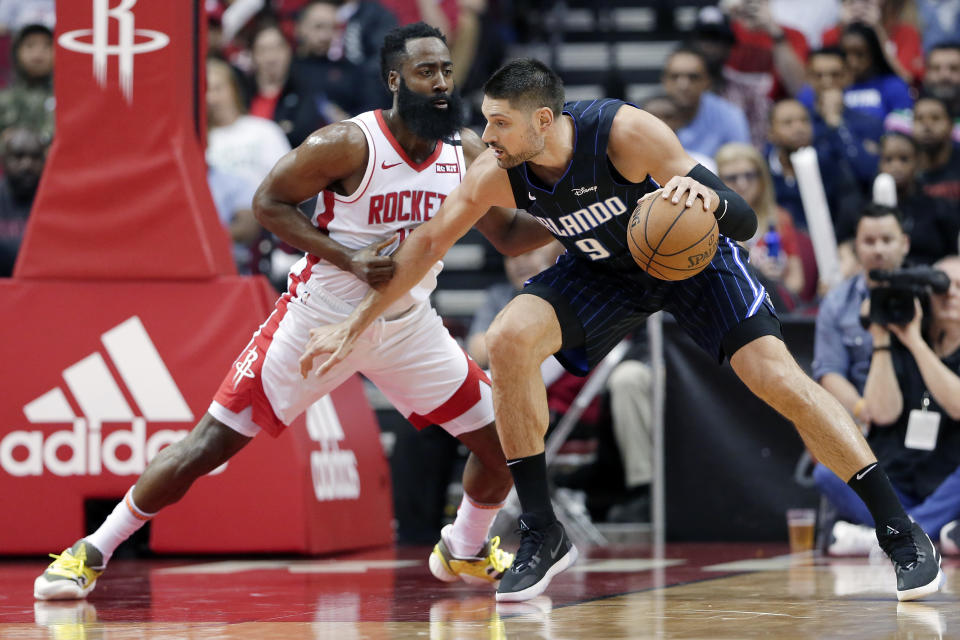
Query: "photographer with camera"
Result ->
[[814, 205, 960, 554]]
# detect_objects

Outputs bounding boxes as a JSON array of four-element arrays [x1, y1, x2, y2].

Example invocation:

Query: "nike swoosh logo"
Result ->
[[506, 459, 521, 466], [551, 530, 565, 558], [856, 463, 878, 480], [381, 161, 402, 169], [528, 192, 536, 201]]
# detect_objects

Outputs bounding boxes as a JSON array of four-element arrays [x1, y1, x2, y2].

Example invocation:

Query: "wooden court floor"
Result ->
[[1, 543, 957, 639]]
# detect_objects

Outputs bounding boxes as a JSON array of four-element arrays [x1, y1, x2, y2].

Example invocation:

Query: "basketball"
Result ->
[[627, 189, 719, 281]]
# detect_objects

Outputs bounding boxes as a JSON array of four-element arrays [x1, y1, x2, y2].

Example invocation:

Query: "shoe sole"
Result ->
[[428, 548, 461, 583], [495, 544, 579, 603], [33, 576, 95, 601], [897, 567, 945, 602]]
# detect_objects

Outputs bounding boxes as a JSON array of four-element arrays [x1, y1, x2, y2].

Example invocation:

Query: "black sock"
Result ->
[[506, 452, 556, 524], [847, 463, 909, 531]]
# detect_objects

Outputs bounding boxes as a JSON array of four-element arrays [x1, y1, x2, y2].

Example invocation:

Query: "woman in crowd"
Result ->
[[715, 142, 812, 308]]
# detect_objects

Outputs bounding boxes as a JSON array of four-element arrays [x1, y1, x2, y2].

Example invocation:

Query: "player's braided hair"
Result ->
[[379, 22, 447, 88]]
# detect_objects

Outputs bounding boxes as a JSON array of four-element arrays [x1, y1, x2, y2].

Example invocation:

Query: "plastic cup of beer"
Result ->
[[786, 508, 816, 553]]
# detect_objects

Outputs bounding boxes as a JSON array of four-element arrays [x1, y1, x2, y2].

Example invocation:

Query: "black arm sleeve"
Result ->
[[686, 164, 758, 241]]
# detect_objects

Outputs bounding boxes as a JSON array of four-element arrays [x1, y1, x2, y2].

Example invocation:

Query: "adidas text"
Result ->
[[0, 418, 206, 477]]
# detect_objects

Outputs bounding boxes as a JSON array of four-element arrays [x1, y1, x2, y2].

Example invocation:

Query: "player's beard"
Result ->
[[492, 124, 544, 169], [397, 79, 464, 141]]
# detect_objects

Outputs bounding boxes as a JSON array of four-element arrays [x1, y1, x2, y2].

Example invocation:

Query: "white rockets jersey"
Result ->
[[290, 109, 466, 315]]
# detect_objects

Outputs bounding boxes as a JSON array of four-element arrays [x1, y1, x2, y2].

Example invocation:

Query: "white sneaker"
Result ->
[[941, 520, 960, 556], [828, 521, 879, 556]]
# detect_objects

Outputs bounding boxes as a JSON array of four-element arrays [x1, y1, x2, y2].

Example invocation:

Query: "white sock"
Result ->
[[84, 486, 157, 566], [446, 493, 504, 557]]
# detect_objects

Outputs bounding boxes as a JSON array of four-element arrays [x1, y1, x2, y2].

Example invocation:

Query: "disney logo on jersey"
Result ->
[[572, 185, 598, 196], [368, 190, 447, 224], [435, 163, 460, 174], [532, 196, 627, 238]]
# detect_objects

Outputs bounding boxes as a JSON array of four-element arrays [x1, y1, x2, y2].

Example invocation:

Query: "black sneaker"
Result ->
[[877, 518, 943, 601], [496, 513, 578, 603]]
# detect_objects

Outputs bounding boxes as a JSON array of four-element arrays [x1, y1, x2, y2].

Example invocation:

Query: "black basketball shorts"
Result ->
[[524, 236, 781, 375]]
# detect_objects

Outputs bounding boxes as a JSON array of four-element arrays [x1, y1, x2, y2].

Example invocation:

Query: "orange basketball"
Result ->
[[627, 189, 719, 281]]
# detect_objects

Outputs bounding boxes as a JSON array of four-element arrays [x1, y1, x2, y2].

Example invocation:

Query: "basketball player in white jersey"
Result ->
[[34, 22, 555, 600]]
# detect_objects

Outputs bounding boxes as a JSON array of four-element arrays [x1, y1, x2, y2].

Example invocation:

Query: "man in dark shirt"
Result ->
[[0, 126, 45, 276], [915, 94, 960, 204]]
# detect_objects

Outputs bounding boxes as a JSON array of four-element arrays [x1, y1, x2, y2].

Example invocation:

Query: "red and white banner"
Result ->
[[0, 279, 394, 554], [16, 0, 233, 280]]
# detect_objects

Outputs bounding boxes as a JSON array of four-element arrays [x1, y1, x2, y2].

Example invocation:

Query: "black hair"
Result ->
[[666, 44, 709, 72], [482, 58, 564, 117], [808, 45, 847, 64], [914, 91, 952, 116], [768, 97, 805, 123], [857, 202, 904, 230], [880, 130, 917, 151], [379, 22, 447, 88], [248, 20, 287, 51], [842, 22, 897, 78], [929, 41, 960, 58]]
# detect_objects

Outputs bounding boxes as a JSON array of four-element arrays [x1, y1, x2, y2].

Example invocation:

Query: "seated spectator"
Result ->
[[0, 126, 44, 276], [292, 1, 381, 117], [814, 254, 960, 556], [208, 165, 262, 275], [822, 0, 925, 85], [840, 22, 914, 123], [798, 47, 885, 192], [813, 203, 911, 427], [766, 98, 864, 239], [917, 0, 960, 52], [692, 6, 772, 149], [885, 42, 960, 142], [878, 132, 958, 264], [716, 142, 811, 307], [914, 94, 960, 203], [249, 22, 329, 147], [206, 58, 292, 187], [662, 45, 751, 160], [328, 0, 397, 108], [725, 0, 810, 100], [0, 24, 53, 141], [640, 93, 715, 172]]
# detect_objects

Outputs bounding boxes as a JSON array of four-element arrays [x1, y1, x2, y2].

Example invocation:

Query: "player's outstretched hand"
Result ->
[[299, 321, 361, 379], [660, 176, 717, 214], [349, 234, 398, 289]]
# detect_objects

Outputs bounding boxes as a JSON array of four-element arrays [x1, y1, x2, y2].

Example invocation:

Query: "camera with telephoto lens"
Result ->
[[868, 266, 950, 326]]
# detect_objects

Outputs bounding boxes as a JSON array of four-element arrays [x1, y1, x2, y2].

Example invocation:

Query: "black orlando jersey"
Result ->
[[506, 98, 658, 272]]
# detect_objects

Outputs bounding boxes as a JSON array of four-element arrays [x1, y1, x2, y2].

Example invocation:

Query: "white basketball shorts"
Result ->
[[210, 274, 493, 439]]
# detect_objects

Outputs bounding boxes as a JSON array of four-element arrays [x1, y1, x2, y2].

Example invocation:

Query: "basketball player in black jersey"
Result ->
[[301, 58, 943, 603]]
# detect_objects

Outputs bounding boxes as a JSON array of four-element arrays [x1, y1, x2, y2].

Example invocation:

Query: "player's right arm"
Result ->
[[299, 149, 515, 377], [253, 122, 395, 286]]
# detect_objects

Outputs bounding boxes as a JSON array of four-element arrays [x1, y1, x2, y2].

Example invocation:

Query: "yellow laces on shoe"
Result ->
[[487, 537, 514, 574], [46, 549, 96, 582]]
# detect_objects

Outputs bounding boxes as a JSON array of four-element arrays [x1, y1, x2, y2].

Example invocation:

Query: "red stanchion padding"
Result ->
[[0, 279, 393, 554], [16, 0, 234, 280]]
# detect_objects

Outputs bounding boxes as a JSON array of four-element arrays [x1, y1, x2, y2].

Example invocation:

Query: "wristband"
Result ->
[[872, 345, 891, 353]]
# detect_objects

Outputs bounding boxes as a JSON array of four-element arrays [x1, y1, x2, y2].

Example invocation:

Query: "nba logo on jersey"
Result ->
[[435, 163, 459, 174]]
